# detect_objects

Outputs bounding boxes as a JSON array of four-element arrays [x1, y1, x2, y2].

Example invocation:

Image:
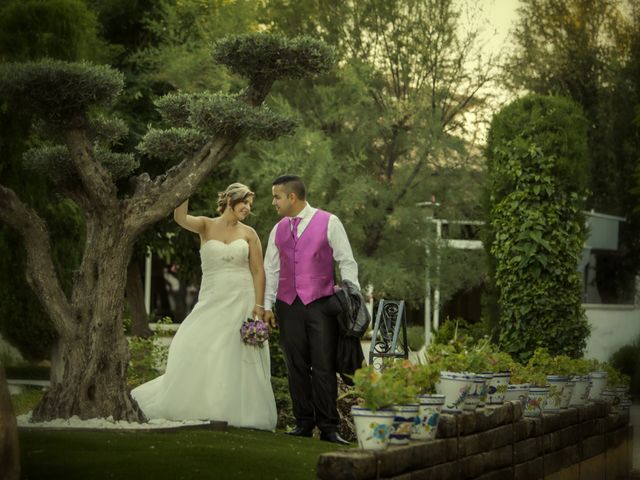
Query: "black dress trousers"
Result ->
[[275, 295, 340, 433]]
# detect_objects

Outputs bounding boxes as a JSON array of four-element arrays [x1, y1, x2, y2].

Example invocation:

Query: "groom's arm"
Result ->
[[263, 225, 280, 322], [328, 215, 360, 290]]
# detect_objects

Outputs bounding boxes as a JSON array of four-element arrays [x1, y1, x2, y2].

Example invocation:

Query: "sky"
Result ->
[[480, 0, 521, 56]]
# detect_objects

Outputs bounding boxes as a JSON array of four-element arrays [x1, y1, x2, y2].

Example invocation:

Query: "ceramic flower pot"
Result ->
[[390, 403, 420, 445], [412, 394, 445, 441], [436, 371, 472, 413], [504, 383, 530, 409], [619, 398, 633, 412], [544, 376, 568, 412], [587, 371, 607, 400], [351, 406, 395, 450], [615, 385, 630, 405], [569, 376, 591, 406], [463, 374, 484, 411], [525, 386, 549, 417], [560, 380, 575, 408], [600, 389, 619, 412], [475, 373, 493, 407], [485, 372, 510, 404]]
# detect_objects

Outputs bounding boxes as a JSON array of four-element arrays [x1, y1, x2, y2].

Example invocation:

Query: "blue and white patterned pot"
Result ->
[[436, 371, 472, 413], [525, 386, 549, 417], [351, 406, 395, 450], [485, 372, 511, 404], [587, 371, 607, 400], [390, 403, 420, 445], [569, 376, 591, 406], [544, 376, 569, 412], [475, 373, 493, 407], [412, 394, 445, 441], [504, 383, 530, 409]]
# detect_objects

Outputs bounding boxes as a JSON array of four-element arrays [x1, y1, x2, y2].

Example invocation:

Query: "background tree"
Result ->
[[235, 0, 498, 305], [0, 34, 334, 421], [505, 0, 640, 303], [484, 94, 591, 362], [119, 0, 495, 314], [0, 0, 112, 360]]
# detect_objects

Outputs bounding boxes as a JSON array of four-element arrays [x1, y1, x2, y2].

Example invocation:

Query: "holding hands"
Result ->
[[263, 310, 277, 329]]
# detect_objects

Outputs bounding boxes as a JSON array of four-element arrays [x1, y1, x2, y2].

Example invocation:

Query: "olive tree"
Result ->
[[0, 33, 334, 421]]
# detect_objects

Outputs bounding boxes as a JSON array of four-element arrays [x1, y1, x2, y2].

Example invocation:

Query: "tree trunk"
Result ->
[[32, 226, 145, 422], [126, 258, 152, 338], [0, 365, 20, 480]]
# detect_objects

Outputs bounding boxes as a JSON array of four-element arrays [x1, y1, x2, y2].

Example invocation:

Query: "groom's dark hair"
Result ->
[[273, 175, 306, 200]]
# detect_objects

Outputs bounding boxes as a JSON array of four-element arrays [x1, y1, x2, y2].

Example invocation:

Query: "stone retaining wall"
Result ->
[[317, 402, 633, 480]]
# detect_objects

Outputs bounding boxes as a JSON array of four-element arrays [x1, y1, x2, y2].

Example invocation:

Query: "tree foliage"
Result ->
[[485, 94, 591, 362], [0, 0, 112, 360], [236, 0, 497, 304], [506, 0, 640, 303]]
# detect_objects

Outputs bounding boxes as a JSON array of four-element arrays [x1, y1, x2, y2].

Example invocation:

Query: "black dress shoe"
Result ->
[[285, 426, 313, 437], [320, 431, 350, 445]]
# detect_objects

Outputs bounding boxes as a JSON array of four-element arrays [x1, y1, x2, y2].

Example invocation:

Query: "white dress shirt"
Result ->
[[263, 203, 360, 311]]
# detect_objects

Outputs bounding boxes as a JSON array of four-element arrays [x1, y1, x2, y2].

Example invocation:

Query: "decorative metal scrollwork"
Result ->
[[368, 299, 408, 371]]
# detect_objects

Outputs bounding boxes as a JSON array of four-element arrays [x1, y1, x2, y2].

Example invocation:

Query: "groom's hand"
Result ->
[[264, 310, 277, 329]]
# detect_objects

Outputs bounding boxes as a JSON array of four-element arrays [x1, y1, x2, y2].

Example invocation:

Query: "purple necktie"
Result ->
[[290, 217, 302, 241]]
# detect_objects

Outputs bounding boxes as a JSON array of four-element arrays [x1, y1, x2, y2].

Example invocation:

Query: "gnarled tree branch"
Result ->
[[64, 127, 119, 211], [123, 78, 275, 237], [0, 184, 73, 337]]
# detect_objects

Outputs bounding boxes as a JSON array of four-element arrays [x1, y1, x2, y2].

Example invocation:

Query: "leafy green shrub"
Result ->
[[9, 386, 44, 416], [484, 94, 590, 362], [271, 376, 294, 430], [126, 337, 168, 389], [609, 336, 640, 395], [268, 327, 287, 378], [432, 317, 489, 346]]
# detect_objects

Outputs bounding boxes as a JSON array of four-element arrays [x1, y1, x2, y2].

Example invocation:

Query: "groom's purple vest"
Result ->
[[275, 209, 335, 305]]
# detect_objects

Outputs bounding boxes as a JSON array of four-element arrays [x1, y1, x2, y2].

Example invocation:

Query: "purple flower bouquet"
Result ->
[[240, 318, 269, 347]]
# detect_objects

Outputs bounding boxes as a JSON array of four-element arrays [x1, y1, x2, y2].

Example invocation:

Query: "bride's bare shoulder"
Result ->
[[239, 223, 259, 242]]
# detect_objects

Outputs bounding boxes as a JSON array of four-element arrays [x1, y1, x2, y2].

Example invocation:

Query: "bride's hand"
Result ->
[[252, 304, 265, 321]]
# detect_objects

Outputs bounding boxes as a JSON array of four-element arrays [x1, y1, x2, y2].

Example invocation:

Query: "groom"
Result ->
[[263, 175, 359, 445]]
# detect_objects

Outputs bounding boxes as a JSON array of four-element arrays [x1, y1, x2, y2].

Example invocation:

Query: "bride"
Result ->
[[131, 183, 278, 431]]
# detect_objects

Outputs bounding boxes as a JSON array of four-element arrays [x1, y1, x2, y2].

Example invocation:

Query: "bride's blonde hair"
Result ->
[[216, 183, 255, 214]]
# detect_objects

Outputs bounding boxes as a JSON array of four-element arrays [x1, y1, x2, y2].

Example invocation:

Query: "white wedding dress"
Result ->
[[131, 239, 278, 431]]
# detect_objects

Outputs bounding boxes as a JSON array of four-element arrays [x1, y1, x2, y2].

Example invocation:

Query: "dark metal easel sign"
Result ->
[[369, 299, 408, 371]]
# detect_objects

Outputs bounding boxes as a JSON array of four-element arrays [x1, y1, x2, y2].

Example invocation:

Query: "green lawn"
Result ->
[[19, 426, 346, 480], [11, 379, 348, 479]]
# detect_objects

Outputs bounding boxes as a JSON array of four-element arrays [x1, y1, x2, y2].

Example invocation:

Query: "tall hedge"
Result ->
[[484, 94, 591, 362]]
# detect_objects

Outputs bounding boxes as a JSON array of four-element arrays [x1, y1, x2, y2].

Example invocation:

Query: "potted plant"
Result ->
[[504, 362, 530, 409], [600, 362, 629, 413], [568, 357, 592, 406], [527, 348, 567, 412], [518, 363, 550, 417], [346, 364, 416, 450], [381, 360, 421, 445], [463, 345, 493, 411], [585, 358, 608, 401], [428, 343, 474, 413], [552, 354, 576, 409], [484, 349, 514, 405], [410, 362, 444, 441]]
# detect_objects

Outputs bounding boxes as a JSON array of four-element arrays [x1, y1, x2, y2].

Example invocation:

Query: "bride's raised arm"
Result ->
[[173, 199, 206, 235]]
